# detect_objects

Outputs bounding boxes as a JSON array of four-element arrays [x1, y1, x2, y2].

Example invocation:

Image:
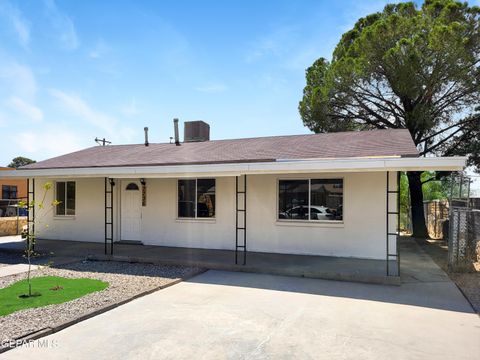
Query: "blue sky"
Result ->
[[0, 0, 404, 165], [0, 0, 478, 170]]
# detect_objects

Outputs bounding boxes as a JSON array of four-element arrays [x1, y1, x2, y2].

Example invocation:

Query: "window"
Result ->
[[125, 183, 139, 190], [56, 181, 76, 216], [2, 185, 17, 199], [178, 179, 215, 218], [278, 179, 343, 222]]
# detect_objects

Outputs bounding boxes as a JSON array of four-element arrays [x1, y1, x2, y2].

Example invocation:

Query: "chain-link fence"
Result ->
[[448, 209, 480, 271]]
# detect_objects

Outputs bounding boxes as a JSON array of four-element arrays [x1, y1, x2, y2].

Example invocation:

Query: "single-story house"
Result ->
[[1, 121, 466, 276]]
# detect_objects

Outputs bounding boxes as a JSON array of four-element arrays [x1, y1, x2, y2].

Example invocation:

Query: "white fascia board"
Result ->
[[0, 156, 466, 179]]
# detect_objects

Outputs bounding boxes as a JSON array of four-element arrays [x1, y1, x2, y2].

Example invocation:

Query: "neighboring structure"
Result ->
[[0, 167, 27, 217], [0, 167, 27, 199], [0, 122, 466, 276]]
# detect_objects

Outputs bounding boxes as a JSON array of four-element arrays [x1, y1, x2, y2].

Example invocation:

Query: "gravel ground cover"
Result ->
[[0, 259, 202, 349]]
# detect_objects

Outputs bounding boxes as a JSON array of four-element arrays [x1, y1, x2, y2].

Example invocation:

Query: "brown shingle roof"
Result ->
[[21, 129, 418, 170]]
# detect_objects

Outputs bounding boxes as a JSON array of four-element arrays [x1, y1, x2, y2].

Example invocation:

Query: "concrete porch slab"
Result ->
[[0, 238, 399, 285]]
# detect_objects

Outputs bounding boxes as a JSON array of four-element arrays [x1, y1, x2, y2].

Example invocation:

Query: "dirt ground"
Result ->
[[415, 238, 480, 314]]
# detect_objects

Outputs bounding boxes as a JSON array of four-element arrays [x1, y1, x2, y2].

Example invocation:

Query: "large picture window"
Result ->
[[2, 185, 17, 199], [278, 179, 343, 222], [178, 179, 215, 218], [55, 181, 76, 216]]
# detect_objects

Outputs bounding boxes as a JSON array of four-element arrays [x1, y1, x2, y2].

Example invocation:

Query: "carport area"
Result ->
[[3, 238, 479, 360]]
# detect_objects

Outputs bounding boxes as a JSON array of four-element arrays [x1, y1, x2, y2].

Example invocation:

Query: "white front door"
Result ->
[[121, 181, 142, 241]]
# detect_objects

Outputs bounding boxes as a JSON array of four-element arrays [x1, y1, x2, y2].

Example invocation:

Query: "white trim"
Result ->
[[275, 220, 344, 228], [53, 216, 76, 220], [2, 156, 466, 179], [175, 218, 216, 224]]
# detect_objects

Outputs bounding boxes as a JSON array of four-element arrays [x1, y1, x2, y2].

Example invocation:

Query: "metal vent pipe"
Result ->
[[144, 127, 149, 146], [173, 118, 180, 146]]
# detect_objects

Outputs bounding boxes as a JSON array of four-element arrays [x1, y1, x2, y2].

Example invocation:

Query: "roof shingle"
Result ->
[[22, 129, 418, 170]]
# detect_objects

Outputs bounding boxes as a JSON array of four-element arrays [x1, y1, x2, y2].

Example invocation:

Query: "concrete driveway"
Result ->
[[3, 266, 480, 360]]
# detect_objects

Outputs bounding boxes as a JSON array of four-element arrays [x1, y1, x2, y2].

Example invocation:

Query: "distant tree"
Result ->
[[299, 0, 480, 238], [7, 157, 36, 169]]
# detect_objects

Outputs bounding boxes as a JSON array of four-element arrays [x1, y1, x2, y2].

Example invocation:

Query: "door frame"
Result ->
[[120, 180, 142, 241]]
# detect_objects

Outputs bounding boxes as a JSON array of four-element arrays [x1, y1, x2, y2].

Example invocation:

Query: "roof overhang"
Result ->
[[0, 156, 466, 179]]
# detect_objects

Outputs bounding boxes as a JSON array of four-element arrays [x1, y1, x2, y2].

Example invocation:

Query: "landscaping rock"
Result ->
[[0, 260, 202, 349]]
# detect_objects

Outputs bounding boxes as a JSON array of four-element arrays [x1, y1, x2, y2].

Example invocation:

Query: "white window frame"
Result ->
[[176, 178, 216, 220], [55, 180, 76, 217], [277, 177, 344, 223]]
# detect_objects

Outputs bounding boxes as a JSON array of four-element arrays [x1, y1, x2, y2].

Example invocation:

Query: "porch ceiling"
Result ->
[[0, 156, 466, 179]]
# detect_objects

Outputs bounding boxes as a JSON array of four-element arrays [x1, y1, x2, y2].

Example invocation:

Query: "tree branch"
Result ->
[[420, 126, 465, 155], [419, 115, 480, 143]]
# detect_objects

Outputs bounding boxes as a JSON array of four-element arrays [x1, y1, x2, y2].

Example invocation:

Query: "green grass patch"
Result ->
[[0, 276, 108, 317]]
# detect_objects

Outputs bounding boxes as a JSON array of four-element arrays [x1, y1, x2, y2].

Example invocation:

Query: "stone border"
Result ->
[[0, 267, 205, 354]]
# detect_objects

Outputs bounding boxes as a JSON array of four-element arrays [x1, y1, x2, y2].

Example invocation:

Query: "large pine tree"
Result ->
[[299, 0, 480, 237]]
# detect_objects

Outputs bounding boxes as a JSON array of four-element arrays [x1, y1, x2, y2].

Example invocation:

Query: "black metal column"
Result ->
[[235, 175, 247, 265], [386, 171, 400, 276], [26, 178, 35, 251], [105, 177, 115, 255]]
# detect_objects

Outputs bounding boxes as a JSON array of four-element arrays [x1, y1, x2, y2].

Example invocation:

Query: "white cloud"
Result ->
[[49, 89, 116, 134], [7, 97, 43, 122], [194, 83, 228, 93], [0, 61, 37, 99], [49, 89, 137, 144], [0, 1, 31, 48], [14, 129, 84, 156], [44, 0, 79, 50]]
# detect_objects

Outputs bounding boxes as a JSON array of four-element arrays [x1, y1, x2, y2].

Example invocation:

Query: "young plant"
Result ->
[[18, 182, 60, 298]]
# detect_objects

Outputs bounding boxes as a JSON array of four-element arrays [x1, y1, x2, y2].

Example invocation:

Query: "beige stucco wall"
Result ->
[[247, 172, 394, 259], [34, 178, 105, 243], [34, 171, 397, 260]]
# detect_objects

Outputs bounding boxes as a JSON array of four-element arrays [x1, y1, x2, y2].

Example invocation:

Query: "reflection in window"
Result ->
[[278, 179, 343, 221], [66, 181, 76, 215], [278, 180, 309, 220], [310, 179, 343, 221], [178, 179, 215, 218], [197, 179, 215, 218], [56, 181, 76, 216], [178, 179, 196, 218]]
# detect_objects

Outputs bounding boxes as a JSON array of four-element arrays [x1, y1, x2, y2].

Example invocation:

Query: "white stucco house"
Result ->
[[2, 121, 466, 276]]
